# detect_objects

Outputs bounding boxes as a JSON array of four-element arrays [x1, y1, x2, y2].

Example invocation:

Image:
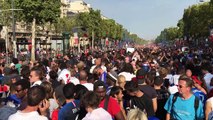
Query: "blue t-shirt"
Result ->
[[59, 100, 80, 120], [164, 94, 204, 120], [192, 88, 207, 105]]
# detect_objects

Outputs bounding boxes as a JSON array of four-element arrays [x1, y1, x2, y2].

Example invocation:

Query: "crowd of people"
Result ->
[[0, 45, 212, 120]]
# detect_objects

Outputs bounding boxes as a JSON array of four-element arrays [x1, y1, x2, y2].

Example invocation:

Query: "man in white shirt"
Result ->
[[79, 70, 93, 91], [29, 67, 43, 87], [8, 86, 49, 120], [90, 57, 107, 74], [202, 64, 213, 91], [58, 62, 71, 84]]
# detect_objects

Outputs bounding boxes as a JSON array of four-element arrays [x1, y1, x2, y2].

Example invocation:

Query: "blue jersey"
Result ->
[[192, 88, 207, 105]]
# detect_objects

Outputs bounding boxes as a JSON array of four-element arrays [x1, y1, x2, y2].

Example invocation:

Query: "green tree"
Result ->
[[155, 27, 180, 43], [0, 0, 11, 26], [15, 0, 60, 61]]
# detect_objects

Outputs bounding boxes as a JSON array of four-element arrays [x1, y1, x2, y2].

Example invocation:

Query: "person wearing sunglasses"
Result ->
[[164, 75, 204, 120]]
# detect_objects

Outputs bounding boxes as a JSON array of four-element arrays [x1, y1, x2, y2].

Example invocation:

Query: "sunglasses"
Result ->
[[176, 85, 185, 88]]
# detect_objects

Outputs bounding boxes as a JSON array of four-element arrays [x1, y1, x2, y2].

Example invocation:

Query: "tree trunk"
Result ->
[[31, 18, 36, 61], [92, 30, 94, 51]]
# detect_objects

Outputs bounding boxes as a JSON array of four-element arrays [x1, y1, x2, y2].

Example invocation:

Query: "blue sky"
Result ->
[[83, 0, 200, 40]]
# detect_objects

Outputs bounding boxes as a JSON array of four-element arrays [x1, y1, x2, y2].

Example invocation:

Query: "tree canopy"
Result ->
[[156, 1, 213, 43]]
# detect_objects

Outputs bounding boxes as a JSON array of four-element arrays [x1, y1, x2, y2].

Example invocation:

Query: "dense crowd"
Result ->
[[0, 45, 212, 120]]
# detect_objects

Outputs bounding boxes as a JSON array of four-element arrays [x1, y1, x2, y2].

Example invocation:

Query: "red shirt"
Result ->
[[52, 109, 59, 120], [99, 96, 121, 118]]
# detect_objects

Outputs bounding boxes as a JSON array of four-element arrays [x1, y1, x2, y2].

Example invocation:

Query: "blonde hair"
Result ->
[[127, 108, 148, 120], [117, 75, 126, 87]]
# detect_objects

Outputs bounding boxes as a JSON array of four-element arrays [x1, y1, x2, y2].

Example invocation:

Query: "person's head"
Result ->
[[79, 70, 88, 81], [59, 62, 67, 70], [109, 86, 123, 101], [158, 67, 168, 78], [154, 76, 164, 87], [54, 85, 66, 107], [29, 66, 43, 83], [178, 75, 194, 95], [15, 79, 30, 99], [95, 57, 102, 66], [117, 75, 126, 89], [27, 86, 46, 107], [74, 84, 89, 100], [124, 81, 140, 96], [136, 69, 147, 84], [125, 56, 130, 63], [21, 65, 30, 81], [41, 81, 54, 99], [127, 108, 148, 120], [81, 91, 100, 112], [77, 61, 85, 71], [121, 63, 134, 74], [186, 69, 192, 77], [93, 66, 103, 76], [49, 70, 58, 80], [63, 83, 75, 100], [94, 80, 106, 101]]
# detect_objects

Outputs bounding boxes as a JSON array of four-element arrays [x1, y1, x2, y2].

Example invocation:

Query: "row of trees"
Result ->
[[155, 1, 213, 43], [0, 0, 143, 60]]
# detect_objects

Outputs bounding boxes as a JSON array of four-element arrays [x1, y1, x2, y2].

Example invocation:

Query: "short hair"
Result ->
[[81, 91, 100, 109], [93, 80, 106, 91], [124, 81, 139, 92], [41, 81, 54, 99], [15, 79, 30, 90], [74, 84, 88, 100], [154, 76, 164, 86], [49, 70, 58, 79], [54, 85, 66, 106], [109, 86, 123, 98], [158, 67, 168, 78], [30, 66, 43, 80], [178, 75, 194, 88], [79, 70, 88, 81], [27, 86, 46, 106], [127, 108, 148, 120], [63, 83, 75, 99], [21, 65, 30, 80]]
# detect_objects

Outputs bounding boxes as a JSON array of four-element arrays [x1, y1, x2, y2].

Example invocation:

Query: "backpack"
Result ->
[[171, 92, 199, 120]]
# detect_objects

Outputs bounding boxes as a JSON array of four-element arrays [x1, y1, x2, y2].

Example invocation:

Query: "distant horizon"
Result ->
[[83, 0, 201, 40]]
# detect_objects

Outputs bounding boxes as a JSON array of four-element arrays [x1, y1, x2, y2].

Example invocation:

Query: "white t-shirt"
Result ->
[[89, 65, 107, 74], [49, 98, 58, 118], [58, 69, 71, 84], [8, 111, 48, 120], [70, 77, 80, 85], [82, 83, 94, 91], [31, 80, 42, 87], [82, 108, 112, 120], [204, 73, 213, 92], [118, 72, 136, 81], [172, 74, 180, 85]]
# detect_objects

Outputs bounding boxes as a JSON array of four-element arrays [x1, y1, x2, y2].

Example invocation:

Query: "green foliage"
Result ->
[[155, 27, 180, 43], [15, 0, 60, 24], [74, 9, 137, 41], [53, 17, 76, 34], [0, 0, 12, 26], [183, 2, 213, 37], [156, 1, 213, 43]]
